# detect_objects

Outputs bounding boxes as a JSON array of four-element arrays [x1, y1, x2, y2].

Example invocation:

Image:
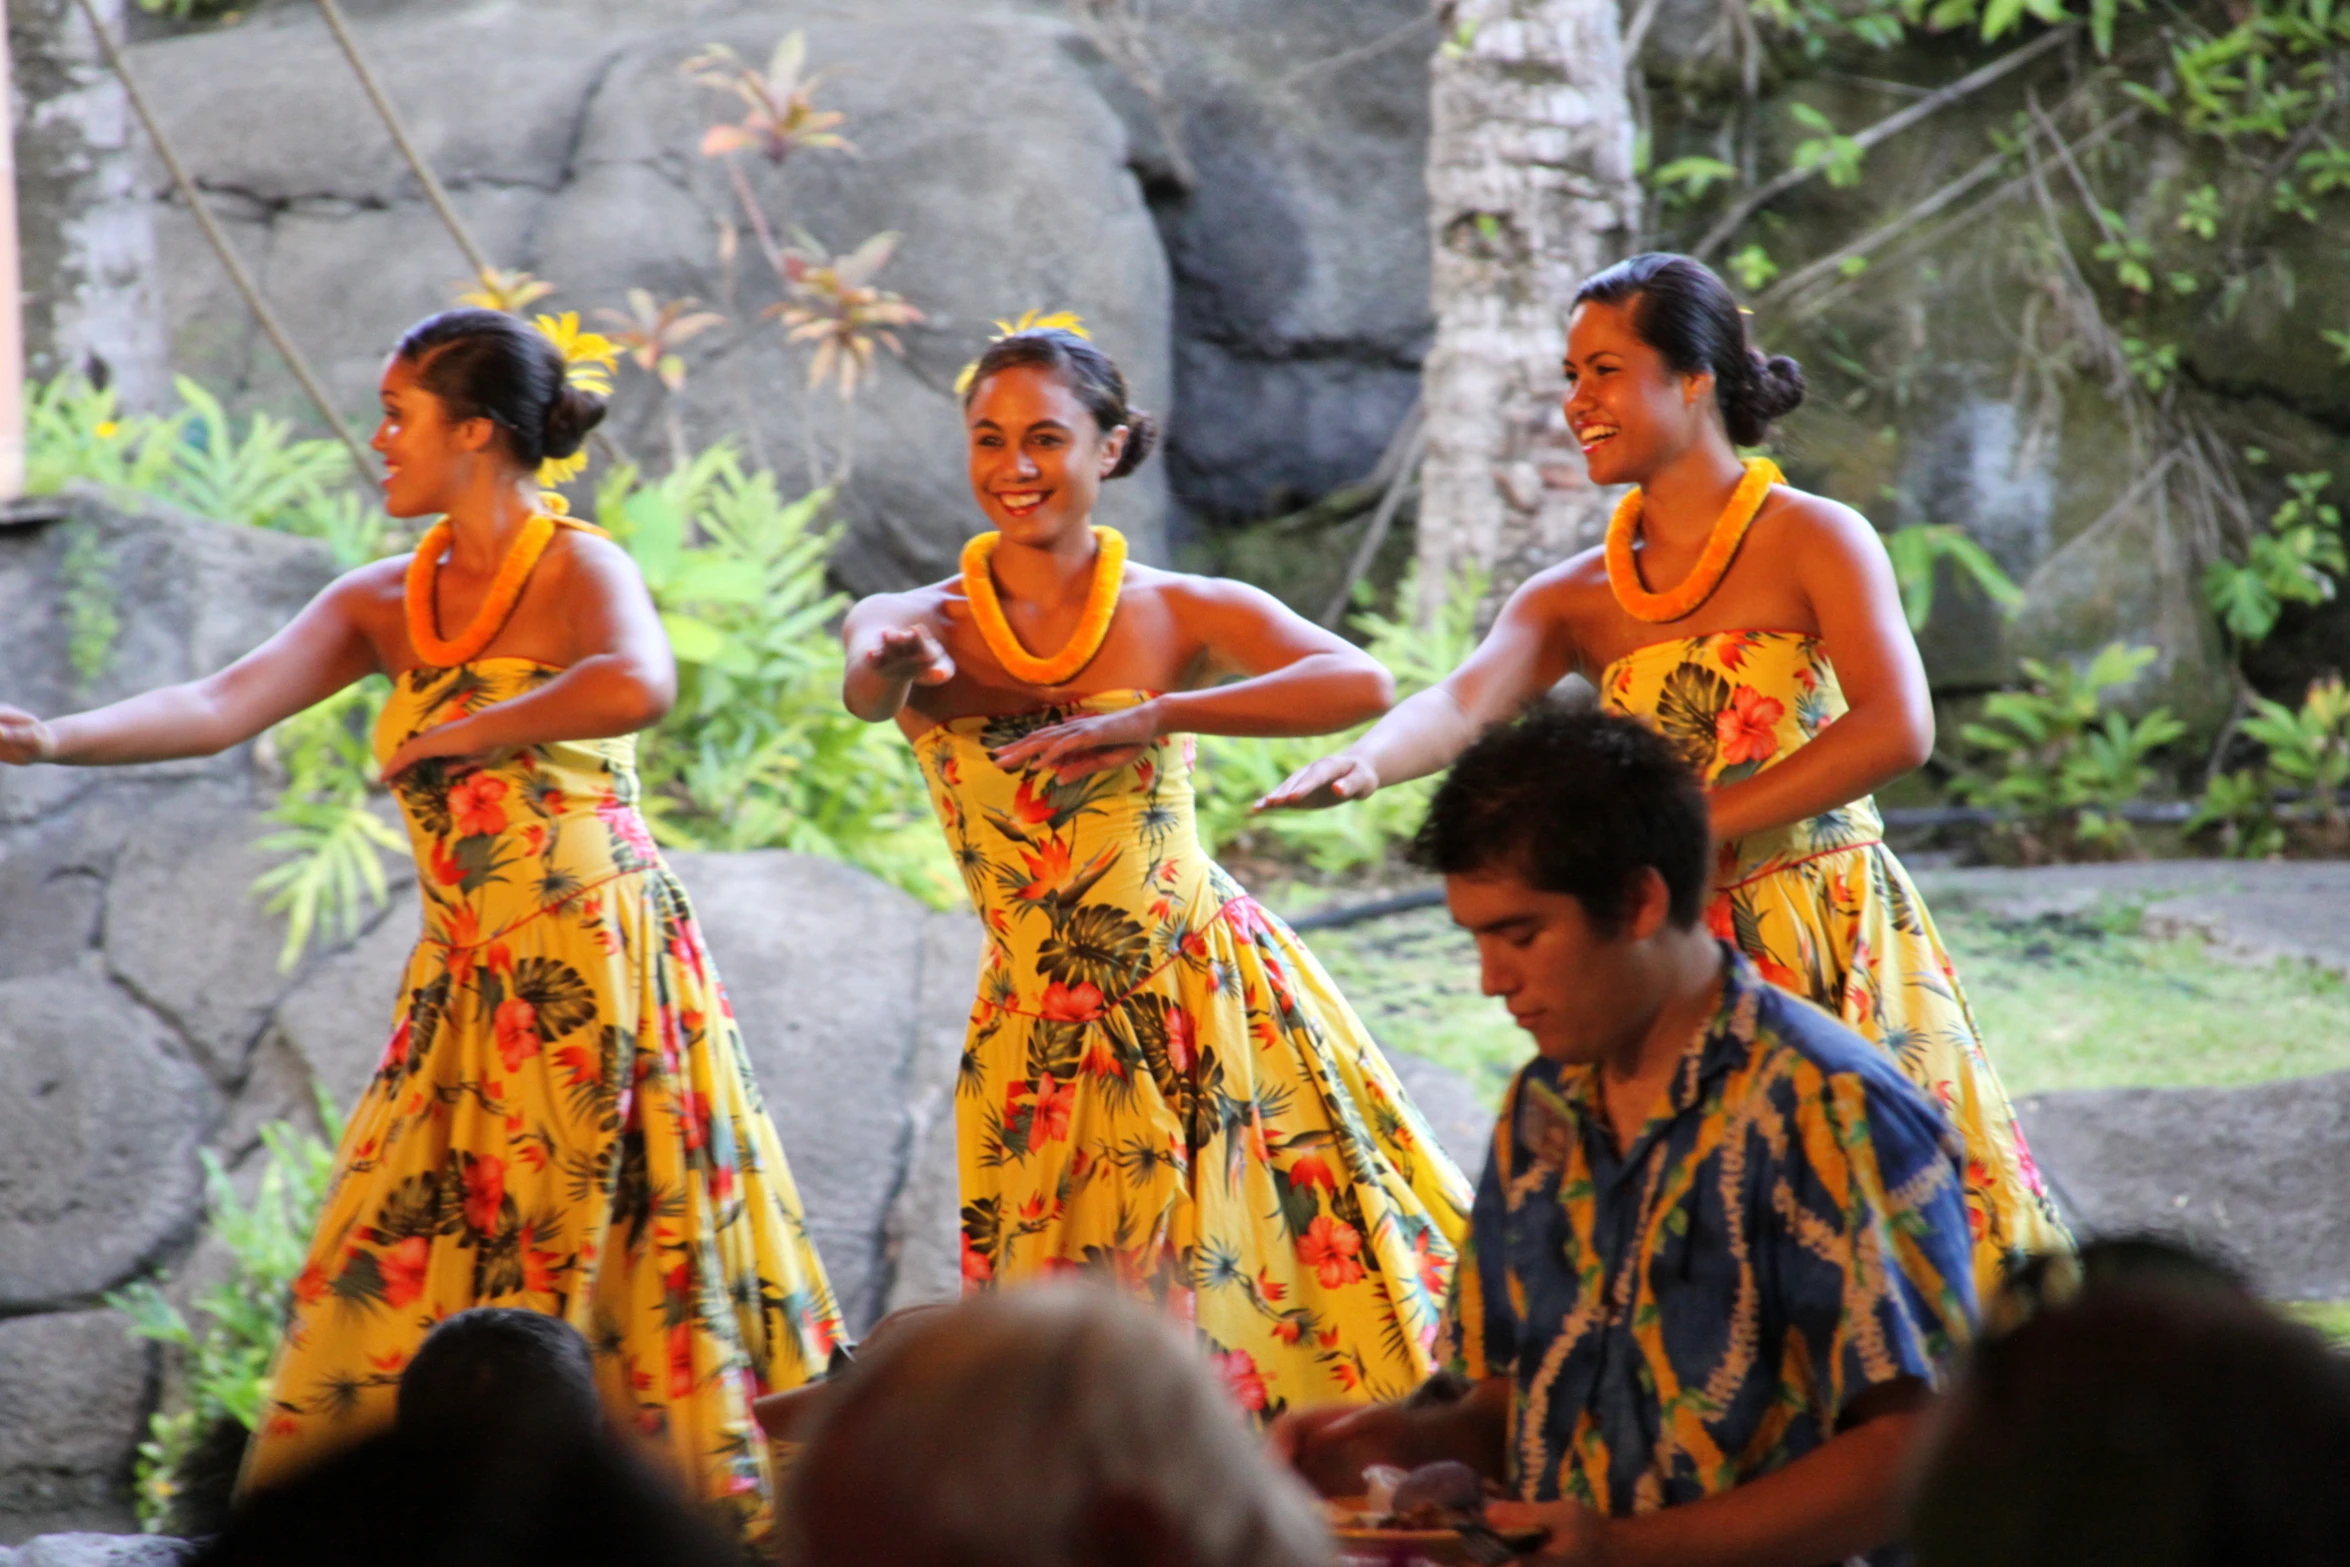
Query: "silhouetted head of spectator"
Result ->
[[1912, 1235, 2350, 1567], [201, 1426, 740, 1567], [782, 1283, 1330, 1567], [397, 1306, 602, 1468]]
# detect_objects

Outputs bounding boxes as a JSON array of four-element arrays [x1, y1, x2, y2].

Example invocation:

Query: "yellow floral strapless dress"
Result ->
[[1601, 630, 2070, 1294], [242, 660, 844, 1539], [914, 692, 1472, 1413]]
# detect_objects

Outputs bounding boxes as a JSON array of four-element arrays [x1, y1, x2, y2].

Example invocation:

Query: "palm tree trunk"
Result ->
[[1416, 0, 1641, 619]]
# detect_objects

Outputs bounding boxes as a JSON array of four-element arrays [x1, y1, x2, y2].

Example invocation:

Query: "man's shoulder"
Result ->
[[1734, 975, 1948, 1137]]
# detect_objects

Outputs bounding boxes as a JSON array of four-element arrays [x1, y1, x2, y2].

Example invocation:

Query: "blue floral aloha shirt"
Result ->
[[1439, 945, 1978, 1511]]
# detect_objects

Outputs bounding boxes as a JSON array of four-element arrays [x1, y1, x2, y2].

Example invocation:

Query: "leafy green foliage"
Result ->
[[1652, 155, 1743, 202], [1193, 569, 1485, 875], [2191, 674, 2350, 854], [2203, 471, 2345, 645], [252, 681, 405, 970], [1955, 642, 2188, 855], [59, 521, 123, 687], [1789, 102, 1867, 186], [1882, 522, 2024, 630], [596, 452, 956, 904], [107, 1104, 341, 1533]]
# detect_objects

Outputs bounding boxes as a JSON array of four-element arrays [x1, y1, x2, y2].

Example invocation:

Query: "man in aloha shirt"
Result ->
[[1274, 708, 1978, 1566]]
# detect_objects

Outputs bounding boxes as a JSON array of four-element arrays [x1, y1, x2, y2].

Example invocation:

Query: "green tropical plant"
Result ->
[[107, 1103, 341, 1533], [2203, 471, 2345, 647], [154, 377, 353, 531], [1193, 567, 1486, 876], [252, 680, 405, 970], [24, 376, 180, 496], [1955, 641, 2188, 856], [1883, 522, 2025, 631], [2191, 674, 2350, 854], [597, 452, 956, 904]]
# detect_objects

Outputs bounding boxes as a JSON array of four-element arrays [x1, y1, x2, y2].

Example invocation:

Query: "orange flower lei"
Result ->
[[404, 501, 609, 668], [959, 526, 1127, 687], [1605, 457, 1783, 624]]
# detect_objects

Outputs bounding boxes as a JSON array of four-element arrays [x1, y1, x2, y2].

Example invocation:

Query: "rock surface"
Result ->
[[0, 1314, 152, 1540], [5, 1537, 195, 1567]]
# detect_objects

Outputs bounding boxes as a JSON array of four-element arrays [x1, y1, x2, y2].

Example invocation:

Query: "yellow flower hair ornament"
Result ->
[[530, 312, 620, 487], [954, 308, 1091, 397]]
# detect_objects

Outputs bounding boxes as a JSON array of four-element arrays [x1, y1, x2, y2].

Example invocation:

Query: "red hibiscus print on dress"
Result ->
[[1164, 1006, 1198, 1074], [1715, 687, 1786, 768], [449, 773, 512, 838], [960, 1233, 994, 1289], [1298, 1214, 1366, 1289], [1030, 1076, 1075, 1143], [1214, 1347, 1270, 1412], [493, 998, 541, 1072], [462, 1155, 506, 1233], [378, 1236, 431, 1308], [1040, 978, 1107, 1024]]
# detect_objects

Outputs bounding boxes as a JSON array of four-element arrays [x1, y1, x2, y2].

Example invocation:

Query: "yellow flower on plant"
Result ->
[[455, 267, 556, 314], [533, 312, 620, 396], [93, 420, 119, 440]]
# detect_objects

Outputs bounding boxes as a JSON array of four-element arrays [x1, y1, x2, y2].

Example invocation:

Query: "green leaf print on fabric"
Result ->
[[1038, 904, 1152, 994], [1655, 662, 1732, 777]]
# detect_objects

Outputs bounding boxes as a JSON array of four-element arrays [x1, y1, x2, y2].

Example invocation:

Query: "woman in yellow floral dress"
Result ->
[[843, 326, 1470, 1413], [0, 309, 841, 1538], [1266, 254, 2068, 1296]]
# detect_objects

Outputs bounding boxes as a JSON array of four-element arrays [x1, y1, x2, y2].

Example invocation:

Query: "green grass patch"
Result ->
[[1938, 906, 2350, 1097], [1295, 894, 2350, 1110]]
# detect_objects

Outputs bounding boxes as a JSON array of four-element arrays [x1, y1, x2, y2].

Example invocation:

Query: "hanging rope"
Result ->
[[311, 0, 495, 282], [70, 0, 376, 488]]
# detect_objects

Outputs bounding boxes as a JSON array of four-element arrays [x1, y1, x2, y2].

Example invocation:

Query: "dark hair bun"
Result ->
[[1723, 350, 1806, 447], [541, 384, 608, 462], [1108, 409, 1158, 481]]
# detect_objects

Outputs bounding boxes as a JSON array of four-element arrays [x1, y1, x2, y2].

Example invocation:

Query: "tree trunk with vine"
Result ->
[[1416, 0, 1641, 618]]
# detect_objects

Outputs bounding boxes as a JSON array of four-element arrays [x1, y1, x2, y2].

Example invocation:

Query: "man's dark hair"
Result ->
[[1408, 704, 1710, 932], [398, 1306, 601, 1462]]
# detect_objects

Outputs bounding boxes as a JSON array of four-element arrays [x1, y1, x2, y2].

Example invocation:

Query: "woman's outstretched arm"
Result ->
[[378, 536, 677, 776], [987, 576, 1394, 778], [0, 565, 391, 767], [1255, 568, 1582, 810], [1702, 500, 1933, 843], [841, 589, 957, 723]]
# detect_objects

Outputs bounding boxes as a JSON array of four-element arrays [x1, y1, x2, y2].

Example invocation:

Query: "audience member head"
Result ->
[[201, 1425, 739, 1567], [1409, 704, 1714, 1064], [397, 1306, 603, 1469], [1912, 1235, 2350, 1567], [783, 1283, 1330, 1567]]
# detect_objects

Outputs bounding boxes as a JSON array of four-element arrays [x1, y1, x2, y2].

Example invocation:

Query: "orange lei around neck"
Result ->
[[404, 508, 601, 668], [959, 526, 1127, 688], [1605, 457, 1783, 624]]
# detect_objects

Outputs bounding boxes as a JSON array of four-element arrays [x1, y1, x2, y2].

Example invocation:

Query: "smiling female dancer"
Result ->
[[1264, 254, 2068, 1296], [842, 326, 1469, 1414], [0, 309, 842, 1539]]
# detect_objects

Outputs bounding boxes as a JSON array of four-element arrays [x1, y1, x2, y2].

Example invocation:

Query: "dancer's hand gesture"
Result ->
[[991, 701, 1157, 781], [870, 624, 957, 689], [1256, 752, 1379, 812], [0, 706, 57, 766]]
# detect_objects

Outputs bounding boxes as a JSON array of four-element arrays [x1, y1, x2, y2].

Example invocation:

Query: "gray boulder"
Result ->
[[0, 1313, 151, 1541], [8, 1538, 194, 1567], [668, 850, 982, 1329], [0, 971, 209, 1311], [123, 0, 1172, 591]]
